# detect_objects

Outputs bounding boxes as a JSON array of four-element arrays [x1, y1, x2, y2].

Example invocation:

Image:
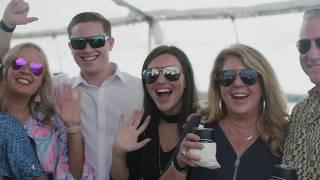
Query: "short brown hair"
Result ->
[[67, 12, 112, 37]]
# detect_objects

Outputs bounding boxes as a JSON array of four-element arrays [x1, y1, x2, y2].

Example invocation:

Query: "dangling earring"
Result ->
[[262, 99, 266, 112], [219, 100, 222, 110], [34, 93, 41, 103]]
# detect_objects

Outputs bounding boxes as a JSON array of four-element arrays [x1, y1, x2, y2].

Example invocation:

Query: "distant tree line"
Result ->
[[198, 92, 306, 103]]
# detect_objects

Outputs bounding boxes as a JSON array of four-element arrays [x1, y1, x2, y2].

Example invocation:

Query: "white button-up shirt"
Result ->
[[70, 63, 143, 180]]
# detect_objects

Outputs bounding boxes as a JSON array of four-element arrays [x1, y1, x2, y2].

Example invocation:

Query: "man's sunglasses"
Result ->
[[217, 69, 259, 87], [70, 35, 109, 50], [142, 66, 182, 84], [11, 57, 44, 76], [296, 37, 320, 54]]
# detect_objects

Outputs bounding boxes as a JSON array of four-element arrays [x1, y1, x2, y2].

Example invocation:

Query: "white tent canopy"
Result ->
[[1, 0, 318, 94], [7, 0, 320, 39]]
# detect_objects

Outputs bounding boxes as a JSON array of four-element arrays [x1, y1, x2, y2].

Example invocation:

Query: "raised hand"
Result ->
[[2, 0, 38, 27], [54, 83, 81, 127], [113, 109, 151, 156]]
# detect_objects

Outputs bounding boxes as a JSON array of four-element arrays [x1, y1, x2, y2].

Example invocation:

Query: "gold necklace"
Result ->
[[226, 120, 256, 141]]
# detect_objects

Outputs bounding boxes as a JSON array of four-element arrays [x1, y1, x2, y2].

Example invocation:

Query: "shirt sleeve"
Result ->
[[52, 116, 74, 180], [7, 119, 43, 179], [171, 116, 201, 161], [52, 115, 96, 180], [126, 149, 141, 180]]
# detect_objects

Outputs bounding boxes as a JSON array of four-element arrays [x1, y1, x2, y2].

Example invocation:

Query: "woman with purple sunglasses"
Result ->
[[0, 0, 97, 179], [0, 42, 86, 180]]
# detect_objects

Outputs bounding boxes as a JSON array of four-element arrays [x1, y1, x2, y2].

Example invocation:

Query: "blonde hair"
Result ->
[[200, 44, 289, 156], [1, 42, 54, 124]]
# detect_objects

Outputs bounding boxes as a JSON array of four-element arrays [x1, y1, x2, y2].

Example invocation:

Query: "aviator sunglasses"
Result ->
[[217, 69, 259, 87], [142, 66, 182, 84], [11, 57, 44, 76], [296, 37, 320, 54], [70, 35, 109, 50]]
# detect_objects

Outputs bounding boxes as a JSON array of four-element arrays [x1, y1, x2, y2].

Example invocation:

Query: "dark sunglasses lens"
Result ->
[[163, 67, 181, 81], [142, 69, 159, 84], [70, 38, 86, 49], [12, 58, 27, 70], [315, 38, 320, 49], [88, 36, 106, 48], [30, 62, 44, 76], [219, 70, 236, 87], [240, 69, 258, 85], [297, 39, 311, 54]]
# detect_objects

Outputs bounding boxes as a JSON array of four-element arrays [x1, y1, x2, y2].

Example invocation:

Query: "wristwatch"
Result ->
[[171, 156, 188, 173], [0, 20, 15, 32]]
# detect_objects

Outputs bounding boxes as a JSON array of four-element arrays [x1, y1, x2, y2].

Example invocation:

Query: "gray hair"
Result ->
[[303, 8, 320, 21]]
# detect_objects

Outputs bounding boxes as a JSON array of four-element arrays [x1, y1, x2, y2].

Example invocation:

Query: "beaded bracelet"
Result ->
[[0, 19, 15, 32], [66, 125, 82, 133]]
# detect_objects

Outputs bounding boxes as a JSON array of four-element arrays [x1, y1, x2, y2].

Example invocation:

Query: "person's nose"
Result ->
[[83, 42, 94, 52], [20, 64, 32, 74], [308, 41, 320, 60], [155, 71, 167, 83], [232, 74, 244, 87]]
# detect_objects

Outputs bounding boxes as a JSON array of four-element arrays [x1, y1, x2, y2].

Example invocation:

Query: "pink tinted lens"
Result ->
[[12, 58, 44, 76], [30, 62, 44, 76], [12, 58, 27, 70]]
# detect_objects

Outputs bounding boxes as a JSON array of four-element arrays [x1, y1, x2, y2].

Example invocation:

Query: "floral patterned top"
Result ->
[[24, 111, 96, 180], [23, 112, 72, 180]]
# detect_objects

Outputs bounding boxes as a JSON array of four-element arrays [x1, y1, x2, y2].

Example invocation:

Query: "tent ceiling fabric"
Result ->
[[1, 0, 316, 94], [0, 0, 319, 39]]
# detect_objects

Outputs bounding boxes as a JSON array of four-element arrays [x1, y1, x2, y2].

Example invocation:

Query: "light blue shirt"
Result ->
[[70, 63, 143, 180]]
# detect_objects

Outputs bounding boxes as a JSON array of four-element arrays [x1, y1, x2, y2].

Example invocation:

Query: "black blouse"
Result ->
[[126, 125, 175, 180], [186, 119, 281, 180]]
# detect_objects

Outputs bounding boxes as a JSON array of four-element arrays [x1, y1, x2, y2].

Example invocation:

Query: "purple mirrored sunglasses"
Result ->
[[11, 57, 44, 76]]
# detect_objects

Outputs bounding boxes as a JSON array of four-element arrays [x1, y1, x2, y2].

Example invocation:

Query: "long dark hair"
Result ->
[[141, 45, 199, 133]]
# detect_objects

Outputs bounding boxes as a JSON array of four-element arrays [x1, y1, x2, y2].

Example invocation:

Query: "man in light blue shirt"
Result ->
[[66, 12, 143, 180]]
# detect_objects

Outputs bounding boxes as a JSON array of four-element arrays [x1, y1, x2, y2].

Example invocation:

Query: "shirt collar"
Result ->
[[71, 62, 127, 88]]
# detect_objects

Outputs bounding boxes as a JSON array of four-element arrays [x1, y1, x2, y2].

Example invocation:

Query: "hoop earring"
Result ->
[[262, 99, 266, 112]]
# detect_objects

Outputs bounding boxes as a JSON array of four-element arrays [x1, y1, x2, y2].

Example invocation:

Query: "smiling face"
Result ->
[[69, 21, 114, 77], [219, 56, 262, 116], [5, 47, 45, 98], [145, 54, 186, 115], [299, 18, 320, 88]]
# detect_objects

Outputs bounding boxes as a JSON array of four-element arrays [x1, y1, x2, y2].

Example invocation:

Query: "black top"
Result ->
[[126, 124, 175, 180], [185, 116, 281, 180]]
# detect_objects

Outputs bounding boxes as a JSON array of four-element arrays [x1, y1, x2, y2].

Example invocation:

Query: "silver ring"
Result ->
[[181, 150, 186, 156]]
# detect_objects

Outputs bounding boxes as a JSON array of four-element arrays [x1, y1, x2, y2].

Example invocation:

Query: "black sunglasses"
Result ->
[[70, 35, 109, 50], [142, 66, 182, 84], [296, 37, 320, 54], [217, 69, 259, 87]]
